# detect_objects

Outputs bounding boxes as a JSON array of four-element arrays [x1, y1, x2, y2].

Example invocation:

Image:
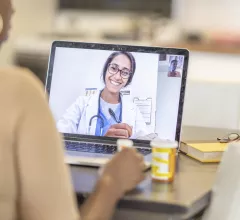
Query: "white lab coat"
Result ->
[[57, 91, 149, 138]]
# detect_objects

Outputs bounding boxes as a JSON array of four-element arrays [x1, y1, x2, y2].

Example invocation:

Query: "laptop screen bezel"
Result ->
[[45, 41, 189, 145]]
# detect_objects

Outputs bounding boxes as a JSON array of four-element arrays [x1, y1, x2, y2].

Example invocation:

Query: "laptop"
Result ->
[[46, 41, 189, 167]]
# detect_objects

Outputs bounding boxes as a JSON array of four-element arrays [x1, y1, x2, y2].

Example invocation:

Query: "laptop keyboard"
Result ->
[[137, 147, 151, 155], [65, 141, 151, 156]]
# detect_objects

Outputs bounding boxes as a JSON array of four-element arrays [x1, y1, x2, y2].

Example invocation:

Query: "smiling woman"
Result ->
[[57, 51, 148, 139]]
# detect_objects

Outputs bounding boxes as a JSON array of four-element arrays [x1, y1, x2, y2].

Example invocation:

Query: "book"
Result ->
[[180, 141, 228, 163]]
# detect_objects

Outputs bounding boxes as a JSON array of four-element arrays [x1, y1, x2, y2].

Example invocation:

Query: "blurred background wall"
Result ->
[[0, 0, 55, 65], [1, 0, 240, 65], [177, 0, 240, 31]]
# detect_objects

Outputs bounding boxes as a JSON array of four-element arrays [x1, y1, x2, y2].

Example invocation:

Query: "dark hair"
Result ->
[[102, 51, 136, 87], [171, 59, 178, 64]]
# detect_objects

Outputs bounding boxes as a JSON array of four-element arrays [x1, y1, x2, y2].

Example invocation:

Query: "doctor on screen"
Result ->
[[57, 51, 148, 139]]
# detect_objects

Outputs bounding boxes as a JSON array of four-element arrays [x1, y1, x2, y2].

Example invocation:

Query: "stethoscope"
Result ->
[[88, 90, 122, 135]]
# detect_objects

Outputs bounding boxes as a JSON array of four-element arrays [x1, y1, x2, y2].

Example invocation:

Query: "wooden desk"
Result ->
[[70, 126, 233, 219]]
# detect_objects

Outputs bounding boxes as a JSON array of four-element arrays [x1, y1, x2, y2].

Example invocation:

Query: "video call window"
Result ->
[[50, 48, 159, 140], [49, 48, 184, 141], [168, 55, 184, 78]]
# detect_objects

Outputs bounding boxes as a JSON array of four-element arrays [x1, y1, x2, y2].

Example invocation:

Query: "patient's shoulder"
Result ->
[[0, 67, 47, 131], [0, 66, 45, 96], [0, 66, 48, 115], [0, 66, 43, 87]]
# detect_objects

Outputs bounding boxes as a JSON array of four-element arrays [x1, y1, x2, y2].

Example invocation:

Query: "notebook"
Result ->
[[180, 142, 228, 163]]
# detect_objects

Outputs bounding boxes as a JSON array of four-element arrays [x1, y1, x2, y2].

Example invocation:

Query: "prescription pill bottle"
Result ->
[[116, 139, 133, 152], [150, 139, 178, 183]]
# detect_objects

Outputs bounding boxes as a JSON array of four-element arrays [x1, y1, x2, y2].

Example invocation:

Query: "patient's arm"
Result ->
[[10, 69, 122, 220], [12, 69, 80, 220], [79, 177, 120, 220], [8, 68, 143, 220]]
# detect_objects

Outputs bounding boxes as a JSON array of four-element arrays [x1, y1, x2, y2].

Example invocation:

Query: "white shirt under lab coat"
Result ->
[[57, 91, 149, 139]]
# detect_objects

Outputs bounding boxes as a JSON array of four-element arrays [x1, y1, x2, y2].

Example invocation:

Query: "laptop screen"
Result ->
[[47, 42, 188, 142]]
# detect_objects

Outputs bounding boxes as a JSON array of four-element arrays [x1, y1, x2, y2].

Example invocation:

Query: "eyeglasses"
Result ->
[[217, 133, 240, 143], [108, 63, 131, 79]]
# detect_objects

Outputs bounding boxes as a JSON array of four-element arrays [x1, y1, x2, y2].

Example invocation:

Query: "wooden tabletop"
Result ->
[[70, 126, 236, 217], [181, 126, 238, 141]]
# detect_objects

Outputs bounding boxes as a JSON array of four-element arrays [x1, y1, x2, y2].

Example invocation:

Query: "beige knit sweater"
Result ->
[[0, 67, 79, 220]]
